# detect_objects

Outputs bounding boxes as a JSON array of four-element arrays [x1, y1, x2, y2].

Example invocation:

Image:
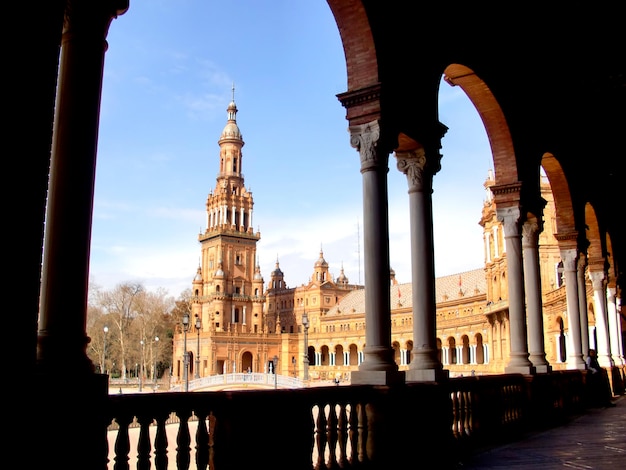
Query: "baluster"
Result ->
[[153, 413, 169, 470], [207, 412, 217, 469], [360, 403, 371, 466], [326, 403, 338, 469], [459, 390, 468, 437], [314, 404, 328, 470], [451, 391, 460, 439], [347, 403, 359, 466], [113, 415, 133, 470], [464, 391, 473, 437], [195, 410, 210, 470], [176, 409, 192, 470], [136, 414, 153, 470], [336, 402, 348, 468]]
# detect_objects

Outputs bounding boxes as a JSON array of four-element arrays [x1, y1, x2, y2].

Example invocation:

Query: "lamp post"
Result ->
[[154, 336, 159, 390], [182, 312, 190, 392], [102, 326, 109, 375], [302, 311, 310, 381], [139, 339, 144, 392], [272, 355, 278, 389], [195, 314, 201, 379]]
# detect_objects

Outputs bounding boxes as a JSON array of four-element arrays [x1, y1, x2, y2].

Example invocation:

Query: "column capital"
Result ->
[[588, 269, 606, 288], [496, 206, 521, 237], [559, 248, 578, 270], [395, 148, 428, 192], [349, 120, 390, 172], [64, 0, 129, 46], [521, 218, 541, 248]]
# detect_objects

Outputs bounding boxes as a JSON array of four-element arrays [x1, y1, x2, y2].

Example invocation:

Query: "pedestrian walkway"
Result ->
[[457, 396, 625, 469]]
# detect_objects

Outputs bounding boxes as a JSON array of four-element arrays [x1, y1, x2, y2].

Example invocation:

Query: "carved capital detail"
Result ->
[[496, 206, 521, 237], [560, 248, 578, 271], [588, 270, 606, 289], [395, 148, 427, 191], [64, 0, 129, 44], [521, 219, 540, 247], [349, 121, 384, 172]]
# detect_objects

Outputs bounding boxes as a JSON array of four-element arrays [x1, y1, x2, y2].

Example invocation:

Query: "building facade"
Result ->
[[173, 100, 616, 387]]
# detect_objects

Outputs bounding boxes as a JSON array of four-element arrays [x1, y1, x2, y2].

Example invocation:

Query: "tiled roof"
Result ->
[[329, 268, 486, 316]]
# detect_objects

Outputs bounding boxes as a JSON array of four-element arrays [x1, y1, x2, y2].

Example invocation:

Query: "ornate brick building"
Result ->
[[173, 98, 603, 386]]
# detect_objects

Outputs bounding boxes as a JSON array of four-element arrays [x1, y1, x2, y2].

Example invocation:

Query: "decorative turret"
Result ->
[[192, 265, 203, 297], [312, 247, 330, 283], [192, 89, 264, 336], [270, 256, 285, 290], [336, 263, 349, 286], [201, 84, 257, 238]]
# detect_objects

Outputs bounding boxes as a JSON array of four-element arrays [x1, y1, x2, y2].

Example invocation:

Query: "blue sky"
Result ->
[[91, 0, 493, 297]]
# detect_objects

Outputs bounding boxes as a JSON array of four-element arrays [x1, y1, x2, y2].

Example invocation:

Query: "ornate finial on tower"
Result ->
[[232, 82, 235, 102]]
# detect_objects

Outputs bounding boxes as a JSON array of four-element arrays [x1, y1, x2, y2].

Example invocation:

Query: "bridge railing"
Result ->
[[169, 372, 304, 391]]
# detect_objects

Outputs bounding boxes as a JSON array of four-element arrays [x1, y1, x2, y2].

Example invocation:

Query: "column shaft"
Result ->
[[589, 271, 612, 367], [522, 219, 550, 372], [577, 253, 590, 357], [395, 149, 445, 382], [497, 207, 534, 373], [38, 0, 128, 373], [349, 121, 402, 385], [606, 287, 622, 366], [561, 249, 585, 369]]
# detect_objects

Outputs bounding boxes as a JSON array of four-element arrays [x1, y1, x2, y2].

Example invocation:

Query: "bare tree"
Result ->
[[133, 288, 175, 381], [96, 282, 144, 380]]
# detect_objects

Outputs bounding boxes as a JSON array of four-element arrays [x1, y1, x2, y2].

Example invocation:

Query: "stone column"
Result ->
[[34, 2, 129, 468], [606, 286, 623, 366], [613, 293, 625, 366], [522, 218, 551, 372], [38, 0, 129, 373], [589, 270, 612, 367], [395, 148, 446, 382], [577, 253, 590, 357], [561, 249, 585, 369], [349, 121, 403, 385], [496, 206, 535, 373]]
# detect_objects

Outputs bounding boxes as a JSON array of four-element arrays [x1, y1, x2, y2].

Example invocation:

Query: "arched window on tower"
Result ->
[[556, 261, 565, 288]]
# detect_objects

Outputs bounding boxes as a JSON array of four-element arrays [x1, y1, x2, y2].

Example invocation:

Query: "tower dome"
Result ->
[[314, 249, 328, 268], [218, 94, 243, 144], [214, 259, 225, 278]]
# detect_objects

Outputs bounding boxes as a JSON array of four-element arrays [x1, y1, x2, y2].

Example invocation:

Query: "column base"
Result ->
[[533, 364, 552, 374], [405, 368, 449, 383], [351, 370, 405, 386], [504, 364, 536, 374]]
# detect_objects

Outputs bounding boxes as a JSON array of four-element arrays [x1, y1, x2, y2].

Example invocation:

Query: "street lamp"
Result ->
[[153, 336, 159, 390], [302, 312, 310, 381], [195, 314, 201, 379], [272, 355, 278, 389], [139, 340, 144, 392], [102, 326, 109, 375], [182, 312, 190, 392]]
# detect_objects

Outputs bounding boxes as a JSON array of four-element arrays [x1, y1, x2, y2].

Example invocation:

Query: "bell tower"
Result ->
[[195, 87, 264, 334]]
